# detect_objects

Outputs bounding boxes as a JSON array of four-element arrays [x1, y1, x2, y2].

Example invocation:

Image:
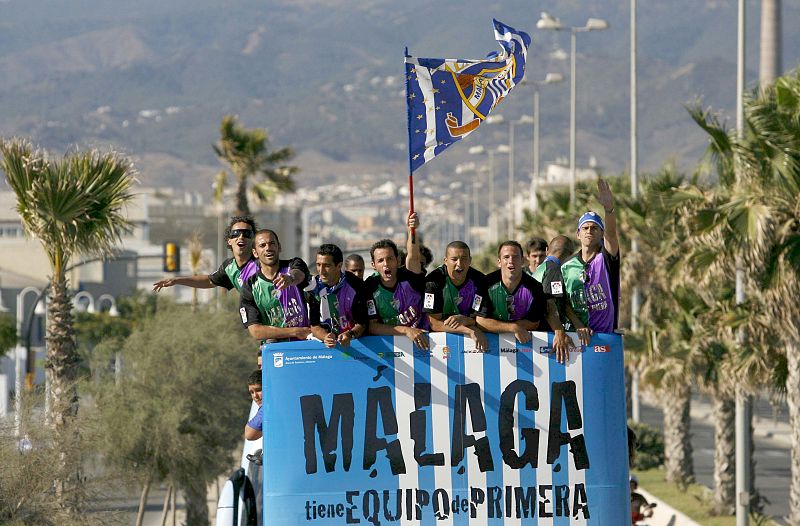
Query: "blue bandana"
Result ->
[[577, 211, 605, 232]]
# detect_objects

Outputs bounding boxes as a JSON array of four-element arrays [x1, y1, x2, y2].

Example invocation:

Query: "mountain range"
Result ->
[[1, 0, 798, 193]]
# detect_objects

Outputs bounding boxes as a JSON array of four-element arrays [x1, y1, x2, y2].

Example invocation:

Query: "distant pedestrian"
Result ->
[[345, 254, 366, 280]]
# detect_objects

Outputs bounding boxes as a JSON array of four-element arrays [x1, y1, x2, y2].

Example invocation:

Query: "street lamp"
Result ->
[[508, 114, 535, 237], [525, 72, 565, 212], [537, 12, 609, 205], [14, 286, 41, 438], [469, 144, 510, 242], [72, 291, 96, 314]]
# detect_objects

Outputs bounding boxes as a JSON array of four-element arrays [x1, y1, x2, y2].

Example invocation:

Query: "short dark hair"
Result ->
[[420, 245, 433, 269], [498, 240, 524, 258], [370, 239, 399, 260], [317, 244, 343, 265], [255, 228, 280, 245], [547, 235, 575, 259], [526, 237, 548, 253], [224, 216, 257, 251], [247, 369, 262, 387], [445, 241, 471, 257], [345, 254, 364, 266]]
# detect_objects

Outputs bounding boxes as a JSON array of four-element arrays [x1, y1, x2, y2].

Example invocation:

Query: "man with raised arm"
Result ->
[[561, 179, 621, 333], [306, 244, 368, 348], [423, 241, 489, 351], [364, 212, 429, 349], [153, 216, 258, 293], [239, 229, 312, 342]]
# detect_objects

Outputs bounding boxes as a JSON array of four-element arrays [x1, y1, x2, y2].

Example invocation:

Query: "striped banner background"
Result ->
[[262, 332, 629, 525]]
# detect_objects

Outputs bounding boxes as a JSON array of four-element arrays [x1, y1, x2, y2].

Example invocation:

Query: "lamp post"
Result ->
[[469, 144, 509, 242], [537, 12, 609, 206], [508, 114, 534, 237], [526, 73, 565, 212], [72, 290, 96, 313], [14, 286, 42, 438], [734, 1, 750, 524]]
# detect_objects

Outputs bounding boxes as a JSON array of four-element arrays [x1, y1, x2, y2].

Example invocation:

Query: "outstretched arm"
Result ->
[[153, 274, 214, 292], [596, 179, 619, 257]]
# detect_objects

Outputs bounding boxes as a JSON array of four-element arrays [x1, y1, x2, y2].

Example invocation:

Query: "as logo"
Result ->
[[273, 352, 284, 368], [366, 300, 377, 316], [538, 346, 553, 354], [239, 307, 248, 323], [593, 345, 610, 353], [550, 281, 563, 295], [442, 346, 451, 360]]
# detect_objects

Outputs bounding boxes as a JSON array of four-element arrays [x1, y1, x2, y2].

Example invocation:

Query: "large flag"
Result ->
[[405, 20, 531, 173]]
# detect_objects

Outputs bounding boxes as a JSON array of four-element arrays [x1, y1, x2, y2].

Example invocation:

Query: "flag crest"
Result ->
[[405, 19, 531, 173]]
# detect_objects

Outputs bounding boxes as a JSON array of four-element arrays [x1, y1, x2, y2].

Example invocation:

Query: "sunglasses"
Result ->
[[229, 229, 254, 239]]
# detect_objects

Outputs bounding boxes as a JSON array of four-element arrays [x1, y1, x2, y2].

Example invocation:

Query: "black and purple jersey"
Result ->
[[239, 258, 311, 330], [483, 270, 547, 324], [209, 257, 258, 291], [305, 271, 368, 335], [363, 268, 429, 329], [423, 266, 490, 318]]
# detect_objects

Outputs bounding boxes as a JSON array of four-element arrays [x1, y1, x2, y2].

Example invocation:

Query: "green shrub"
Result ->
[[628, 419, 664, 470]]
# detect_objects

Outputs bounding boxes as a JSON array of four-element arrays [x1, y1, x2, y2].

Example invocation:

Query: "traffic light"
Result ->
[[163, 241, 180, 273]]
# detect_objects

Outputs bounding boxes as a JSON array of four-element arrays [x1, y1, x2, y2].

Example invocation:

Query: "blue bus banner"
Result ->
[[262, 332, 630, 525]]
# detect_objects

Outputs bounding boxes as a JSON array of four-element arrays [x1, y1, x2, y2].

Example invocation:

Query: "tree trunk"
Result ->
[[46, 276, 81, 509], [662, 383, 695, 485], [711, 391, 735, 514], [235, 177, 250, 216], [787, 340, 800, 525], [160, 484, 173, 526], [135, 475, 152, 526], [182, 479, 209, 526]]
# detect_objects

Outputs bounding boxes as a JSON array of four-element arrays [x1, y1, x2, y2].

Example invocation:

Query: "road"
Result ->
[[639, 394, 792, 525]]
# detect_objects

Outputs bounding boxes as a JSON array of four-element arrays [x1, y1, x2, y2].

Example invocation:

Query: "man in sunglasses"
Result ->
[[152, 216, 259, 293]]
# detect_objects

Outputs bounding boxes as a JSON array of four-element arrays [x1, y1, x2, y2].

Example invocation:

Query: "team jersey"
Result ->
[[305, 271, 368, 335], [209, 257, 258, 291], [363, 267, 429, 329], [483, 270, 547, 324], [533, 256, 571, 331], [239, 258, 311, 331], [561, 247, 620, 333], [423, 266, 490, 318]]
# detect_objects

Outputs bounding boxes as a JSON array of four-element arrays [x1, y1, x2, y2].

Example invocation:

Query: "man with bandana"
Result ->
[[306, 244, 368, 348], [364, 212, 429, 349], [239, 229, 311, 342], [423, 241, 490, 351], [561, 179, 620, 333], [153, 215, 258, 293]]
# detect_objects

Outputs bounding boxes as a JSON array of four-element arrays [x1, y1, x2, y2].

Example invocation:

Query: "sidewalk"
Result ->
[[636, 488, 702, 526]]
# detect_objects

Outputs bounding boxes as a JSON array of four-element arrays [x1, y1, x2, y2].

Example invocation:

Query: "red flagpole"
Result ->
[[408, 172, 415, 243]]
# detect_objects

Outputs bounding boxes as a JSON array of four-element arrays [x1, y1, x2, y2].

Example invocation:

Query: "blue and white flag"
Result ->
[[261, 332, 630, 525], [405, 20, 531, 173]]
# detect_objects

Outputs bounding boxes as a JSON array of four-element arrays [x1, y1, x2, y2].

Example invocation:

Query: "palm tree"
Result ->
[[0, 138, 135, 502], [689, 69, 800, 521], [186, 231, 206, 311], [213, 114, 298, 215]]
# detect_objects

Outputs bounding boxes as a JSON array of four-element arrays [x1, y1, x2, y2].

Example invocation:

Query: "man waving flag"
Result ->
[[405, 19, 531, 173]]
